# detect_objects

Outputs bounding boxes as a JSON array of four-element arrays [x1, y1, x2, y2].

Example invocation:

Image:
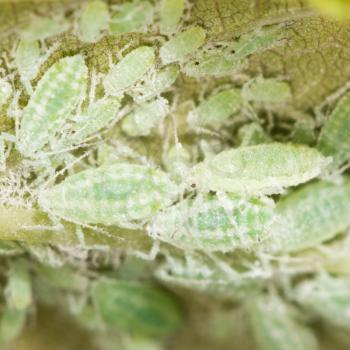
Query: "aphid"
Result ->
[[38, 163, 179, 227], [242, 77, 291, 104], [159, 26, 206, 64], [0, 78, 11, 108], [17, 55, 88, 159], [188, 88, 243, 129], [159, 0, 185, 35], [264, 179, 350, 253], [248, 294, 318, 350], [182, 52, 240, 78], [20, 16, 69, 41], [162, 143, 191, 182], [233, 27, 283, 62], [296, 274, 350, 329], [91, 278, 183, 337], [290, 114, 316, 146], [109, 1, 154, 35], [14, 40, 40, 93], [237, 123, 271, 147], [317, 92, 350, 170], [4, 260, 32, 311], [103, 46, 155, 96], [58, 96, 121, 149], [190, 143, 328, 195], [78, 0, 110, 43], [156, 255, 269, 300], [121, 97, 169, 137], [148, 193, 275, 252], [130, 64, 179, 103]]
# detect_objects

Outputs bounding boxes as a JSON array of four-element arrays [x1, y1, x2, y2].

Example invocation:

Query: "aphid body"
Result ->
[[265, 179, 350, 253], [190, 143, 328, 195], [317, 92, 350, 170], [296, 274, 350, 330], [248, 294, 318, 350], [237, 123, 271, 146], [103, 46, 155, 96], [17, 55, 88, 158], [91, 278, 183, 337], [188, 88, 242, 129], [121, 97, 169, 137], [109, 1, 154, 35], [159, 0, 185, 35], [38, 163, 179, 227], [78, 0, 110, 43], [159, 26, 206, 64], [149, 193, 275, 252]]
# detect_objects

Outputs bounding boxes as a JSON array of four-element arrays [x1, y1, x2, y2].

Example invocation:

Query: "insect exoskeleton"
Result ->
[[155, 255, 270, 300], [247, 294, 318, 350], [121, 97, 170, 137], [159, 0, 185, 35], [148, 192, 276, 252], [38, 163, 179, 227], [190, 143, 329, 195], [264, 178, 350, 253], [159, 26, 206, 64], [0, 78, 12, 108], [187, 88, 243, 129], [129, 64, 179, 103], [317, 91, 350, 171], [77, 0, 110, 43], [90, 278, 183, 337], [16, 55, 88, 159], [109, 0, 154, 35], [295, 274, 350, 330], [103, 46, 156, 96]]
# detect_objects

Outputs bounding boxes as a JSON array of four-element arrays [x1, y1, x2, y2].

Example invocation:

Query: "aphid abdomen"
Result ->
[[38, 163, 178, 226], [191, 143, 328, 195], [317, 92, 350, 170], [248, 294, 318, 350], [149, 194, 275, 252], [17, 55, 88, 158], [265, 179, 350, 253], [159, 26, 206, 64], [159, 0, 185, 35], [103, 46, 155, 96]]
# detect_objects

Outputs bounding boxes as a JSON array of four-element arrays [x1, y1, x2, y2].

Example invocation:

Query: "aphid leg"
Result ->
[[0, 132, 16, 171], [132, 240, 160, 261], [75, 225, 87, 248], [204, 252, 239, 280]]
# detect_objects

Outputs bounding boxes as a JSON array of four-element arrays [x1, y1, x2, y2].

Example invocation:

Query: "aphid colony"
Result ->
[[2, 1, 350, 349]]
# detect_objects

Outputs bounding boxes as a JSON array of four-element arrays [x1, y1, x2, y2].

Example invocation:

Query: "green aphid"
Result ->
[[91, 279, 183, 337], [104, 46, 155, 96], [17, 55, 88, 158], [5, 260, 32, 311], [191, 143, 328, 195], [242, 77, 291, 104], [130, 64, 179, 103], [296, 274, 350, 330], [265, 179, 350, 253], [183, 52, 240, 78], [0, 306, 27, 348], [121, 97, 169, 137], [110, 1, 154, 35], [159, 0, 185, 35], [20, 16, 68, 41], [159, 26, 206, 64], [0, 78, 11, 108], [237, 123, 271, 147], [38, 163, 179, 227], [149, 193, 275, 252], [156, 255, 269, 300], [78, 0, 110, 43], [188, 88, 243, 129], [233, 27, 283, 62], [15, 39, 40, 93], [317, 92, 350, 170], [248, 294, 318, 350]]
